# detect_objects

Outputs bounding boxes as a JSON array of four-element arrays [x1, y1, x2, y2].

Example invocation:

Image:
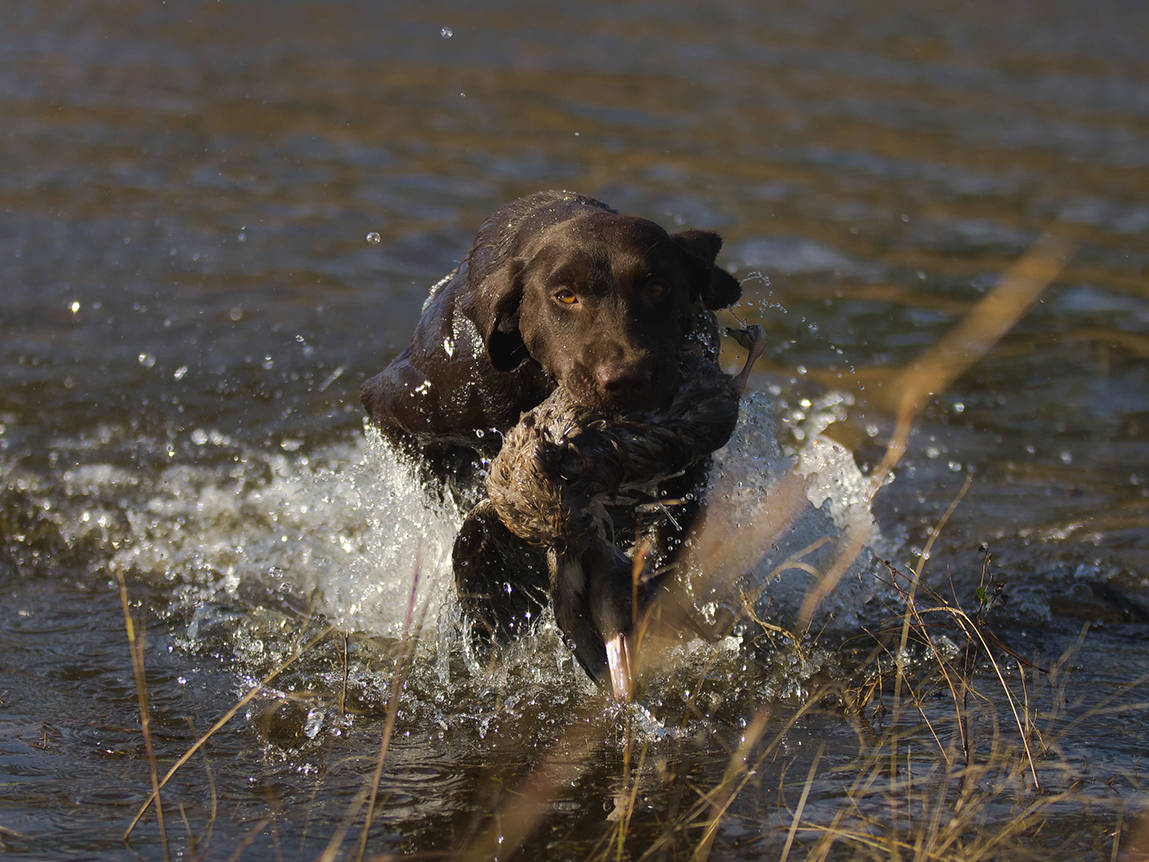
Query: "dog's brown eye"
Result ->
[[554, 289, 578, 305], [645, 281, 667, 299]]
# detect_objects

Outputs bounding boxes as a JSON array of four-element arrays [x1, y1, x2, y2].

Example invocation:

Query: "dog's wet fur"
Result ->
[[361, 191, 742, 684]]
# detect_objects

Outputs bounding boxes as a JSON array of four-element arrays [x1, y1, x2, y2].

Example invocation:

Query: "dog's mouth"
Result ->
[[562, 356, 681, 414]]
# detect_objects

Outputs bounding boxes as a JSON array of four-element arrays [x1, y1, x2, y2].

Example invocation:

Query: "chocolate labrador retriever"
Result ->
[[361, 190, 742, 679]]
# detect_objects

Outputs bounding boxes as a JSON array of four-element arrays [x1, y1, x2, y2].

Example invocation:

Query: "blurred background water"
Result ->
[[1, 0, 1147, 859]]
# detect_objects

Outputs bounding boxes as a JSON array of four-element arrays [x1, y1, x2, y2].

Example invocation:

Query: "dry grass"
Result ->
[[455, 552, 1142, 862]]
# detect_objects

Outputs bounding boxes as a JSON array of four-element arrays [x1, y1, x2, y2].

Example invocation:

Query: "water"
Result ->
[[2, 0, 1147, 859]]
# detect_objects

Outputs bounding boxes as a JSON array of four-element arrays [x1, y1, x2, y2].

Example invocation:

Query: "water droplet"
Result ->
[[304, 707, 325, 739], [440, 26, 453, 38], [1060, 450, 1072, 464], [70, 301, 80, 314], [173, 365, 188, 380], [366, 231, 381, 244]]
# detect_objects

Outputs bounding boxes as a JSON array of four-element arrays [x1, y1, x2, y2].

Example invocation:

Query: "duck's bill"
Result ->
[[605, 632, 633, 701]]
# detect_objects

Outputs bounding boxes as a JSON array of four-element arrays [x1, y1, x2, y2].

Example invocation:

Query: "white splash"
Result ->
[[697, 389, 885, 633], [102, 428, 459, 639], [91, 391, 882, 643]]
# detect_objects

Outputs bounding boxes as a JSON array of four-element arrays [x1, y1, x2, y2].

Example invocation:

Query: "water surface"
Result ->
[[1, 0, 1147, 859]]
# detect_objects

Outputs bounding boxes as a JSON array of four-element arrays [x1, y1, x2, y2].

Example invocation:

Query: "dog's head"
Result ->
[[474, 206, 742, 412]]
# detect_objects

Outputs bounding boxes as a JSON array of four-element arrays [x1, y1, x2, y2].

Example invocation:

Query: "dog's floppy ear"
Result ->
[[475, 259, 529, 372], [671, 229, 743, 310]]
